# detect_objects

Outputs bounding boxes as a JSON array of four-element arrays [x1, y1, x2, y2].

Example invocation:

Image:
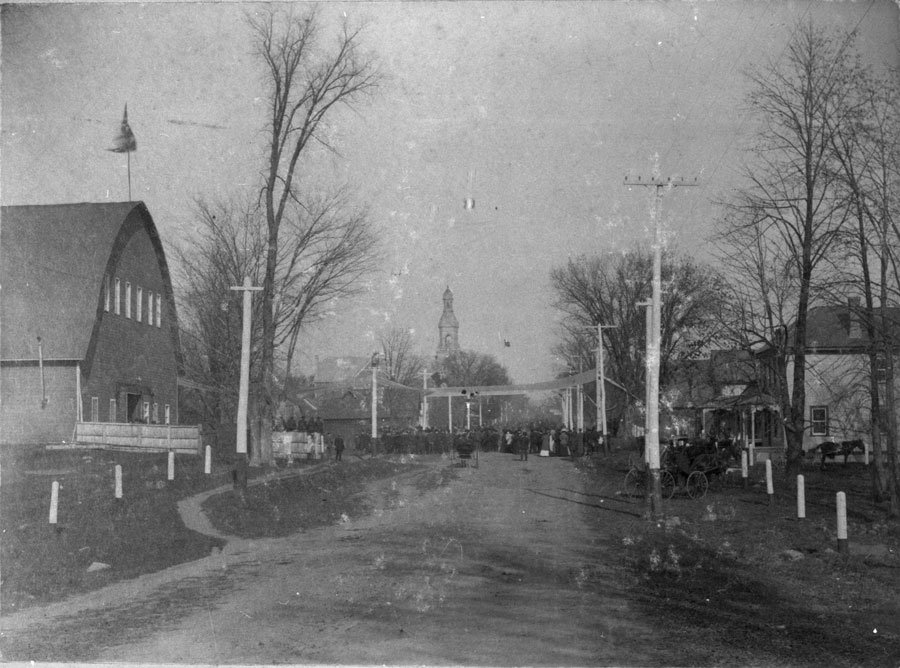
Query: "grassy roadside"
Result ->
[[201, 457, 443, 538], [0, 447, 449, 614], [578, 452, 900, 666], [1, 446, 238, 612]]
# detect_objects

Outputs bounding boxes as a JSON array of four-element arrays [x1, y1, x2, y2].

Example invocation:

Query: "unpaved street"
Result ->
[[3, 453, 660, 665]]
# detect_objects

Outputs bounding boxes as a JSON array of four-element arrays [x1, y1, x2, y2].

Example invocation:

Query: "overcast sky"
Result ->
[[3, 1, 899, 384]]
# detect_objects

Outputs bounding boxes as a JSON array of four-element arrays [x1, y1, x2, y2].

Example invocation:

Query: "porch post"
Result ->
[[751, 406, 757, 449]]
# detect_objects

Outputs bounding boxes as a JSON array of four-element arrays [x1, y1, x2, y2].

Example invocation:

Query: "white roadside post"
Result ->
[[204, 445, 212, 475], [765, 459, 774, 506], [115, 464, 123, 499], [836, 491, 848, 554], [796, 474, 806, 519], [49, 481, 59, 524], [167, 450, 175, 481], [741, 449, 749, 489]]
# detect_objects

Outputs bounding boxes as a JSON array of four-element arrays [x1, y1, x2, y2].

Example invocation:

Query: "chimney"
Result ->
[[848, 297, 861, 340]]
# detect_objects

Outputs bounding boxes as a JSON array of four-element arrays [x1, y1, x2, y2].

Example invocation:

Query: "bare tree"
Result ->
[[550, 248, 724, 423], [248, 6, 380, 465], [174, 199, 267, 451], [176, 192, 379, 463], [442, 350, 511, 388], [379, 326, 426, 419], [717, 21, 861, 477], [828, 70, 900, 512]]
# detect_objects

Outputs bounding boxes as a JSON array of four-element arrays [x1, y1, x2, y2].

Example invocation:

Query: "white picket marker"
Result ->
[[204, 445, 212, 475], [741, 450, 749, 488], [49, 480, 59, 524], [836, 491, 848, 553], [864, 441, 870, 466], [167, 451, 175, 481], [797, 474, 806, 519], [115, 464, 123, 499], [765, 460, 774, 505], [749, 441, 756, 467]]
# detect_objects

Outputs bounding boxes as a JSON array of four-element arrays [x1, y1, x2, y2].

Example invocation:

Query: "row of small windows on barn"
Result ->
[[103, 274, 162, 326], [89, 396, 170, 424]]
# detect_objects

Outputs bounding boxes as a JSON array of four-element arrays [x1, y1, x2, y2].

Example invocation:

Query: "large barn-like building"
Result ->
[[1, 202, 184, 445]]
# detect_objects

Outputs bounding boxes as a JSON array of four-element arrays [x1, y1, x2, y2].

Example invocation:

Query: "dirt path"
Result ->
[[3, 453, 659, 665]]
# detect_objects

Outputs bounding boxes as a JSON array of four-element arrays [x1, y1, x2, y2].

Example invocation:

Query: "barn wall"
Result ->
[[0, 364, 77, 444], [83, 214, 178, 424]]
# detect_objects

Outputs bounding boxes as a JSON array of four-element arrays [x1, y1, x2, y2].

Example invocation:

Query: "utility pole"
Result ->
[[625, 171, 698, 519], [637, 300, 653, 467], [230, 277, 262, 479], [370, 353, 380, 446], [577, 360, 584, 432], [421, 368, 429, 429], [595, 323, 617, 454]]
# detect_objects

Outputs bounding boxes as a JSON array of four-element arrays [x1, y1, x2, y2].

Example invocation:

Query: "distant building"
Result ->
[[1, 202, 183, 445], [303, 356, 418, 445], [435, 286, 460, 367]]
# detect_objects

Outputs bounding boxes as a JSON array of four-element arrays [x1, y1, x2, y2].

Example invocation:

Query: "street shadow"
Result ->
[[557, 487, 630, 505], [527, 488, 642, 518]]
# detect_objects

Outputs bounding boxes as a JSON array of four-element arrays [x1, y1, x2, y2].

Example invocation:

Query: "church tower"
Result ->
[[435, 286, 460, 365]]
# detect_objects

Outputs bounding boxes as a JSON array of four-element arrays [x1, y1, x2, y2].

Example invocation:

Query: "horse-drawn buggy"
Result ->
[[624, 437, 740, 500]]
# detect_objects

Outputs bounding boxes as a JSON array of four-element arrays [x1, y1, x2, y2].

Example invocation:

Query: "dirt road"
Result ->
[[2, 452, 663, 665]]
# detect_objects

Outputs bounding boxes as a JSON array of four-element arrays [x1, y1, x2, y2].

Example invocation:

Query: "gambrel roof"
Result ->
[[1, 202, 180, 367]]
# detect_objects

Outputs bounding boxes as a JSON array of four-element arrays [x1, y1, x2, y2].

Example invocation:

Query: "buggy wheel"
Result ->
[[624, 468, 644, 497], [687, 471, 709, 499], [660, 470, 676, 500]]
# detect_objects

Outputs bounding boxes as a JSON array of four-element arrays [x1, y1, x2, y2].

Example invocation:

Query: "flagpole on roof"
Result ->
[[107, 103, 137, 201]]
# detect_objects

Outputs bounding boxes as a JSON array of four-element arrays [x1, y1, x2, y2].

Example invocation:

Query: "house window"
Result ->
[[147, 291, 154, 326], [136, 287, 143, 323], [104, 275, 110, 312], [143, 401, 150, 423], [155, 293, 162, 327], [114, 278, 121, 315], [109, 398, 117, 422], [875, 356, 887, 383], [810, 406, 829, 436], [152, 402, 159, 424], [125, 282, 132, 318], [91, 396, 99, 422], [164, 404, 171, 425]]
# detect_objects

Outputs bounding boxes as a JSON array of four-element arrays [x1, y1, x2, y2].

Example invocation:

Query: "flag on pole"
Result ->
[[107, 104, 136, 153]]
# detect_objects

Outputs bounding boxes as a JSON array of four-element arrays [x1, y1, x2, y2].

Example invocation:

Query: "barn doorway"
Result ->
[[126, 393, 142, 422]]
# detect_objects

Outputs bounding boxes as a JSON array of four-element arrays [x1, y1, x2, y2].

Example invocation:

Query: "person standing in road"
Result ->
[[517, 429, 529, 461], [334, 434, 345, 461]]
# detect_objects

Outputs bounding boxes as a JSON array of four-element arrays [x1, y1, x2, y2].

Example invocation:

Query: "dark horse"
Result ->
[[811, 440, 865, 469]]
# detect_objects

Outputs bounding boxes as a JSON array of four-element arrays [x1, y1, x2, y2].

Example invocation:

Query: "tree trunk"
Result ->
[[881, 346, 899, 517]]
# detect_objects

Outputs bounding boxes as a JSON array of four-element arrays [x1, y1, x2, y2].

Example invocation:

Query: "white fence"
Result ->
[[273, 431, 325, 460], [75, 422, 201, 455]]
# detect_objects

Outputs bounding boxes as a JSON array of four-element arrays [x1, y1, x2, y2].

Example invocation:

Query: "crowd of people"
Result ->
[[352, 423, 611, 459], [274, 414, 324, 434]]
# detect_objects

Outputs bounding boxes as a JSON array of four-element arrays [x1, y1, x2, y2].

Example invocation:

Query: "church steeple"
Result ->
[[436, 286, 459, 363]]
